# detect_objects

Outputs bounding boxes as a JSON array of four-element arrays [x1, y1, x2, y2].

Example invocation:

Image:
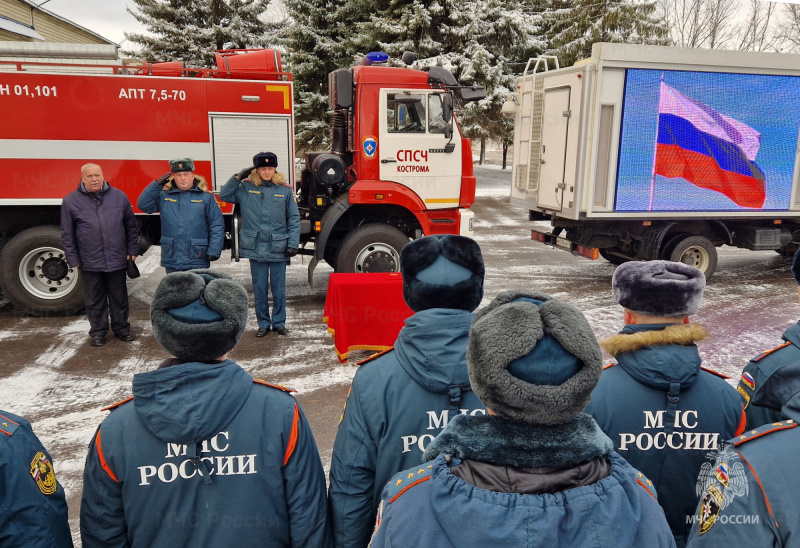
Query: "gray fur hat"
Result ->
[[400, 235, 484, 312], [467, 290, 603, 426], [151, 270, 248, 361], [612, 260, 705, 317]]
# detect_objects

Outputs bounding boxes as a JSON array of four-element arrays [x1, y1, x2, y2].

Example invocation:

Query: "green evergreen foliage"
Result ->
[[544, 0, 668, 67], [124, 0, 270, 67]]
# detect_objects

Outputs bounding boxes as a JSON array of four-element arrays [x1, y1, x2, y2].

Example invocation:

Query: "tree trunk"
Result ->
[[502, 142, 508, 170], [480, 138, 486, 165]]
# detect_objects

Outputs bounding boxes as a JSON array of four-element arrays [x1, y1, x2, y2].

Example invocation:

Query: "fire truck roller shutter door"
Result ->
[[0, 225, 84, 316], [334, 224, 410, 273]]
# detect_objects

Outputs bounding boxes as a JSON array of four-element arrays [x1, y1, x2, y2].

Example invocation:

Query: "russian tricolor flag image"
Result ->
[[653, 79, 766, 209]]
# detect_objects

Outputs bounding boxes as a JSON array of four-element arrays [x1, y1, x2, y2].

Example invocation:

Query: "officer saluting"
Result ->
[[0, 410, 73, 547]]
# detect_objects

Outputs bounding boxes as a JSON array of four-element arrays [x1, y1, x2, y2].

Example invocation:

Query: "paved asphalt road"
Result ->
[[1, 164, 797, 544]]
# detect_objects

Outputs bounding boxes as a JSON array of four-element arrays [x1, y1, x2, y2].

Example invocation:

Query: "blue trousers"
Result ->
[[249, 260, 287, 329]]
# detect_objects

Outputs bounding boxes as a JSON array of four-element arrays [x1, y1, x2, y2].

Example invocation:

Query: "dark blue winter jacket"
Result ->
[[80, 360, 330, 548], [137, 178, 224, 271], [585, 324, 745, 548], [61, 181, 138, 271], [219, 172, 299, 262], [329, 308, 485, 548], [736, 321, 800, 430], [686, 360, 800, 547], [0, 410, 73, 548], [370, 413, 675, 548]]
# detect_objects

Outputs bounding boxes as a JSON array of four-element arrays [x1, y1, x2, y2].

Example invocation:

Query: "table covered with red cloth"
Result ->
[[323, 272, 414, 362]]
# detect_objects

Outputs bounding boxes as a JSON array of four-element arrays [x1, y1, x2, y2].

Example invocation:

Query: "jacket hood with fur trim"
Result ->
[[601, 323, 709, 391], [247, 170, 287, 187]]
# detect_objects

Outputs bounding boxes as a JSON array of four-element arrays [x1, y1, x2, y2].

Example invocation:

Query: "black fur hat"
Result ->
[[400, 235, 484, 312], [253, 152, 278, 168], [467, 290, 603, 426], [151, 270, 248, 361], [612, 260, 705, 317]]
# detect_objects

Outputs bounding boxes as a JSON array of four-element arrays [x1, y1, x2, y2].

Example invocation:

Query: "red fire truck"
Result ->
[[0, 45, 484, 315]]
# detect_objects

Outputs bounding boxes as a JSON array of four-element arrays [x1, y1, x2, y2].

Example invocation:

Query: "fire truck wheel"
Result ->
[[667, 235, 718, 279], [335, 224, 410, 274], [0, 226, 85, 316]]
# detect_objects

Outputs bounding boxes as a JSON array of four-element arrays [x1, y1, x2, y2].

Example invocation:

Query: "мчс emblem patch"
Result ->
[[699, 484, 723, 535], [741, 372, 755, 390], [29, 451, 58, 495]]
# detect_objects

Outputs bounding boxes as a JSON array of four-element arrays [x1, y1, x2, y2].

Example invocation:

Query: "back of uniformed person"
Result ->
[[80, 270, 330, 548], [220, 152, 300, 337], [329, 235, 486, 548], [0, 410, 73, 548], [585, 261, 745, 548], [735, 247, 800, 430], [370, 290, 675, 548], [137, 158, 224, 273], [686, 360, 800, 547]]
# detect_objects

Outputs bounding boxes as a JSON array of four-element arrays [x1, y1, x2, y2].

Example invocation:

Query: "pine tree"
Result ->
[[544, 0, 668, 68], [124, 0, 271, 67]]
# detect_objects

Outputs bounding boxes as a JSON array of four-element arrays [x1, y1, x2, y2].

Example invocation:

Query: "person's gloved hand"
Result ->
[[156, 172, 172, 186], [236, 166, 255, 180], [286, 247, 298, 258], [206, 254, 219, 262]]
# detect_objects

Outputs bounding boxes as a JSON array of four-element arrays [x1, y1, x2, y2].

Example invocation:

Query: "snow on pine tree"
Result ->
[[544, 0, 668, 68], [124, 0, 271, 67]]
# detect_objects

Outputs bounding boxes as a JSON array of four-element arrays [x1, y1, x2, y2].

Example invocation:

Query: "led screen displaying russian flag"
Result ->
[[616, 69, 800, 212]]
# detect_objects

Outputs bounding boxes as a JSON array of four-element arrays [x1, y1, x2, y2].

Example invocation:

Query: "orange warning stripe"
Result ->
[[95, 429, 119, 483], [738, 451, 776, 527], [254, 379, 297, 393], [636, 478, 657, 499], [0, 413, 19, 435], [700, 366, 729, 379], [283, 403, 300, 466], [390, 475, 431, 503], [754, 342, 792, 362], [735, 404, 747, 437], [102, 397, 133, 412]]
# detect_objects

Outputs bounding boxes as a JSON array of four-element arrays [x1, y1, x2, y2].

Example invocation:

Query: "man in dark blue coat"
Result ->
[[329, 235, 486, 548], [80, 270, 330, 548], [137, 158, 224, 273], [371, 290, 675, 548], [0, 410, 73, 547], [735, 247, 800, 430], [61, 163, 139, 346], [585, 261, 745, 548], [686, 358, 800, 546], [220, 152, 300, 337]]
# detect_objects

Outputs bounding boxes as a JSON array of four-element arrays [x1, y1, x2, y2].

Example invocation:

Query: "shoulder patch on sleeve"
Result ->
[[387, 465, 433, 504], [635, 470, 657, 499], [753, 342, 792, 362], [101, 396, 133, 412], [732, 419, 797, 446], [253, 379, 297, 393], [700, 366, 730, 379], [0, 413, 20, 436], [356, 348, 394, 366]]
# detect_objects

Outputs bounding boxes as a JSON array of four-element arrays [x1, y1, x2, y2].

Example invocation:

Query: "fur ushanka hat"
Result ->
[[612, 260, 705, 317], [400, 235, 485, 312], [151, 270, 248, 361], [467, 290, 603, 426]]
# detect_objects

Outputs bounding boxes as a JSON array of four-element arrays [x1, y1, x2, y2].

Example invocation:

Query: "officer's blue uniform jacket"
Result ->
[[329, 308, 485, 548], [0, 410, 73, 548], [370, 413, 675, 548], [686, 360, 800, 547], [736, 321, 800, 430], [585, 324, 745, 548], [219, 173, 299, 262], [80, 360, 330, 548], [137, 177, 224, 271]]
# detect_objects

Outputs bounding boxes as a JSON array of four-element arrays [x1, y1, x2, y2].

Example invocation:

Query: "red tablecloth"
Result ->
[[323, 272, 414, 362]]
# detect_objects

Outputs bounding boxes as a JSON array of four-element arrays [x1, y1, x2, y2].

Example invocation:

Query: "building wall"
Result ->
[[0, 0, 112, 44]]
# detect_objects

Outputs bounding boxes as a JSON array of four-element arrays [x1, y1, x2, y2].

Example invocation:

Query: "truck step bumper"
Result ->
[[531, 229, 599, 260]]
